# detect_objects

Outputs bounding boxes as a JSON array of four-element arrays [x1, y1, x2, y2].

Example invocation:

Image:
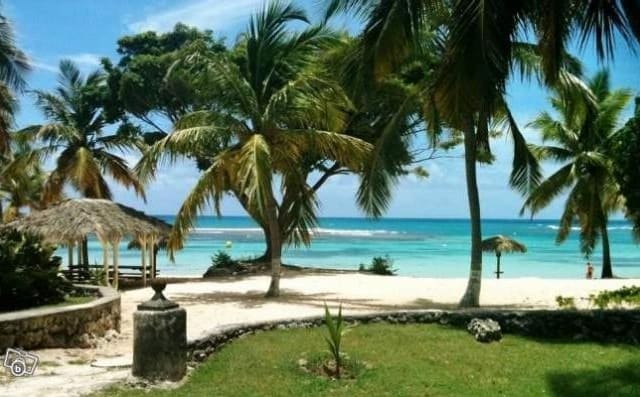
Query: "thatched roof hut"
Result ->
[[4, 198, 170, 243], [4, 198, 171, 288]]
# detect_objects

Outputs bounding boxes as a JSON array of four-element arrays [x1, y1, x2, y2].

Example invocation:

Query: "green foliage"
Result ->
[[210, 250, 238, 269], [611, 98, 640, 240], [0, 229, 71, 311], [324, 303, 348, 379], [588, 286, 640, 309], [555, 295, 576, 309], [360, 255, 396, 275], [103, 23, 227, 133], [523, 70, 630, 277], [31, 60, 145, 202], [93, 323, 640, 397]]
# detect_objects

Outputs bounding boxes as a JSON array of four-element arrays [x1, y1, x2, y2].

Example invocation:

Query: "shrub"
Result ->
[[555, 296, 576, 309], [0, 229, 72, 311], [588, 286, 640, 309], [360, 256, 396, 275], [210, 250, 238, 269]]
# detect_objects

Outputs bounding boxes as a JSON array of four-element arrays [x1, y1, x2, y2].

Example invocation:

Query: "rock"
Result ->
[[467, 318, 502, 343], [192, 350, 207, 362], [297, 358, 308, 367]]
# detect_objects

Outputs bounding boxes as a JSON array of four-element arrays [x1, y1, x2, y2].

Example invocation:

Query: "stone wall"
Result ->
[[188, 309, 640, 362], [0, 285, 120, 350]]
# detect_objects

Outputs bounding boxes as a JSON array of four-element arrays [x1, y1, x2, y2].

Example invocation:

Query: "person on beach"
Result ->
[[586, 262, 594, 279]]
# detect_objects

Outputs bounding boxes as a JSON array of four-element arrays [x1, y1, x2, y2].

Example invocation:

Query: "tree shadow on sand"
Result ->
[[547, 360, 640, 397]]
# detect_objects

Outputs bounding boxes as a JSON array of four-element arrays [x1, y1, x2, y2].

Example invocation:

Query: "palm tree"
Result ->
[[31, 60, 145, 265], [137, 2, 372, 297], [523, 70, 631, 278], [327, 0, 639, 306], [0, 11, 30, 153], [0, 137, 46, 222]]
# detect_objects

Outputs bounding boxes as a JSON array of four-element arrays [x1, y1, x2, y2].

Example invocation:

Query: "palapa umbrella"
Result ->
[[481, 235, 527, 279]]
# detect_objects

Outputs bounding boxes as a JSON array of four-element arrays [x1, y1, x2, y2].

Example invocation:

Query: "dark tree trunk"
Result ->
[[265, 196, 282, 298], [82, 236, 89, 270], [600, 223, 613, 278], [459, 124, 483, 308], [0, 199, 3, 223]]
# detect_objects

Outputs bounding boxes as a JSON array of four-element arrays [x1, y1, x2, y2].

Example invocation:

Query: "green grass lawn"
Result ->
[[96, 324, 640, 397]]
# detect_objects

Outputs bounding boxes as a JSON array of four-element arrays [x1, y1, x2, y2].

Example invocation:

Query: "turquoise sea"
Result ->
[[73, 217, 640, 279]]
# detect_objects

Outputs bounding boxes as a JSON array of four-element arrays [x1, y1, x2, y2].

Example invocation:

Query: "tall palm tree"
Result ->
[[0, 10, 30, 153], [137, 2, 372, 297], [523, 70, 631, 278], [327, 0, 639, 307], [31, 60, 145, 265]]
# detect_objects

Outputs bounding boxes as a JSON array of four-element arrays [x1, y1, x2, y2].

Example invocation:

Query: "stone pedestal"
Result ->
[[132, 280, 186, 381]]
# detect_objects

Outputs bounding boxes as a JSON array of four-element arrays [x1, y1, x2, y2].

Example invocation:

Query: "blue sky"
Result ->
[[4, 0, 639, 219]]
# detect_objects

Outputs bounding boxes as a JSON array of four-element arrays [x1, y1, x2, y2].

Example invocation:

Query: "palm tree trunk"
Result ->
[[265, 196, 282, 298], [0, 199, 3, 223], [459, 124, 483, 308], [600, 223, 613, 278]]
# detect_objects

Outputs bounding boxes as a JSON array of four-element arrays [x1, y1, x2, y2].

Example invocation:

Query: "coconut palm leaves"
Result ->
[[0, 11, 30, 153], [137, 2, 373, 297], [523, 70, 631, 278], [31, 60, 145, 203], [0, 137, 46, 222]]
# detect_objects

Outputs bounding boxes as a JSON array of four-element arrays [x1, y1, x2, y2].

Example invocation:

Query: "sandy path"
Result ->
[[1, 274, 637, 396]]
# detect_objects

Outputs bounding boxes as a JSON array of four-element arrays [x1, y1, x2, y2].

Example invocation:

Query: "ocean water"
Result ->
[[70, 216, 640, 279]]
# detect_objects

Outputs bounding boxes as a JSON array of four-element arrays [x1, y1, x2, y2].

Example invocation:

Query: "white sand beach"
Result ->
[[2, 274, 639, 397]]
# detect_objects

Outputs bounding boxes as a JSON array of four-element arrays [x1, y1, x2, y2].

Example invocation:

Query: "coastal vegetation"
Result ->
[[0, 229, 71, 311], [358, 255, 396, 275], [94, 323, 640, 397], [523, 70, 632, 278], [0, 1, 637, 304]]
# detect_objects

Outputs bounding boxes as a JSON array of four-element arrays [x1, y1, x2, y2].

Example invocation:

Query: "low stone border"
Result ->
[[188, 309, 640, 362], [0, 285, 120, 349]]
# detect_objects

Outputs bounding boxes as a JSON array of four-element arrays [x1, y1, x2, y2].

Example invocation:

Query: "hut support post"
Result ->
[[140, 237, 147, 287], [68, 242, 74, 268], [76, 241, 82, 267], [149, 236, 156, 280], [100, 239, 110, 286], [495, 252, 502, 279], [112, 239, 121, 289]]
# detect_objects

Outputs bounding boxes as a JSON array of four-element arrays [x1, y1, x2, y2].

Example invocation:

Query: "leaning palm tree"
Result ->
[[137, 2, 372, 297], [30, 60, 145, 266], [327, 0, 639, 307], [523, 70, 631, 278]]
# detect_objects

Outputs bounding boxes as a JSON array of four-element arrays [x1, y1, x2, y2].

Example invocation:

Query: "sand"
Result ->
[[1, 274, 638, 396]]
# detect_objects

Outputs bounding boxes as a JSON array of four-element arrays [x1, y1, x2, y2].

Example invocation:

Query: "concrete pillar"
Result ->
[[132, 279, 186, 381]]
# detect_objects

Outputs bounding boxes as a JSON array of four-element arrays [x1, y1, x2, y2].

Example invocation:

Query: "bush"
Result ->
[[0, 229, 71, 311], [555, 296, 576, 309], [588, 286, 640, 309], [359, 256, 396, 275], [211, 250, 238, 269]]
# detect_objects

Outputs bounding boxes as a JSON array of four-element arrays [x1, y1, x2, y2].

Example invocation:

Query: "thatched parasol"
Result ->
[[481, 235, 527, 279], [3, 198, 171, 288]]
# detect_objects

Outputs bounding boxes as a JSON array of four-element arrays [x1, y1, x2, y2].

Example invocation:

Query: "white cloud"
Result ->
[[32, 61, 58, 73], [127, 0, 266, 34], [63, 53, 103, 67], [31, 53, 104, 75]]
